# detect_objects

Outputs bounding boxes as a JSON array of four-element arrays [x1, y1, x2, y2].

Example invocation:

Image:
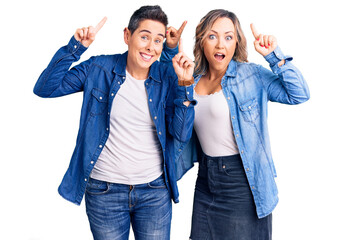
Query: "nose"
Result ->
[[216, 37, 224, 49], [146, 39, 153, 52]]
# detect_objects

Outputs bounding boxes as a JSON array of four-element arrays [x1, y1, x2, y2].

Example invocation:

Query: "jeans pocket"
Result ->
[[148, 175, 166, 189], [86, 178, 110, 195]]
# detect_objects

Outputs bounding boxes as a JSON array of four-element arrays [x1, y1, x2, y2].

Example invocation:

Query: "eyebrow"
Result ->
[[210, 30, 234, 34], [139, 29, 165, 38]]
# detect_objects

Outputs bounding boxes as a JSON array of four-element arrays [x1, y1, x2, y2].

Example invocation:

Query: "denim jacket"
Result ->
[[163, 46, 310, 218], [33, 36, 195, 205]]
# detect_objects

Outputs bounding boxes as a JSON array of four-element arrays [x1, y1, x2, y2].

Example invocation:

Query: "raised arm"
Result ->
[[250, 23, 310, 104], [33, 17, 107, 98], [160, 21, 187, 64]]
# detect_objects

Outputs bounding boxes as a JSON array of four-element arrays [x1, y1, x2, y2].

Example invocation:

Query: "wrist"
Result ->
[[178, 77, 194, 86]]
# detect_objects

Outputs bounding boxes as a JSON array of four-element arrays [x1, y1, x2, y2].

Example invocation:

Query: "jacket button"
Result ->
[[158, 132, 162, 135], [154, 116, 157, 120]]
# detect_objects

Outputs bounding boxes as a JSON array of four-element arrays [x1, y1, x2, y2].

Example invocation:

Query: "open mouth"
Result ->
[[214, 53, 225, 61], [140, 52, 153, 61]]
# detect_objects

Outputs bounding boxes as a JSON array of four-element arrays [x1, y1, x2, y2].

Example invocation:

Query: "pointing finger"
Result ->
[[250, 23, 259, 40], [178, 38, 183, 53], [95, 17, 107, 33], [177, 21, 187, 35]]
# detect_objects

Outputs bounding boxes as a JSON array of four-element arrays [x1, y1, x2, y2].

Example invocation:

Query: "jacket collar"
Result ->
[[224, 59, 237, 77], [113, 51, 161, 82], [194, 59, 238, 85]]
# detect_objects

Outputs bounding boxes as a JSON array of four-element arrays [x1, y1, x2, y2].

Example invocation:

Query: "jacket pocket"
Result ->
[[88, 88, 108, 116], [239, 98, 259, 123]]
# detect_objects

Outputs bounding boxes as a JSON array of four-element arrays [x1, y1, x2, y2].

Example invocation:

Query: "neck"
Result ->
[[126, 59, 149, 80], [206, 68, 226, 82]]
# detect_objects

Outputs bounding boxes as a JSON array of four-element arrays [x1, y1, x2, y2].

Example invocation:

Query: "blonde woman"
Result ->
[[163, 9, 309, 239]]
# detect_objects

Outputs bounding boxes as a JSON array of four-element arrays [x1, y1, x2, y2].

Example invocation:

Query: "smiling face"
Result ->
[[202, 17, 237, 74], [124, 19, 166, 79]]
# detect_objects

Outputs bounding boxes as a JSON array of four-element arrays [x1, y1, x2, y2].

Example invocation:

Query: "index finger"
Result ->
[[178, 38, 183, 53], [250, 23, 259, 39], [177, 21, 187, 35], [95, 17, 107, 33]]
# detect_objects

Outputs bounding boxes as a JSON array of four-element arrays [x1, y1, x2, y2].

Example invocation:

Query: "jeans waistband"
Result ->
[[199, 152, 241, 167]]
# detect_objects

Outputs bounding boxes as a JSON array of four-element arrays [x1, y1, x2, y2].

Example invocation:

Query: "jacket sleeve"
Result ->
[[165, 65, 196, 143], [33, 36, 94, 98], [159, 42, 178, 64], [259, 46, 310, 104]]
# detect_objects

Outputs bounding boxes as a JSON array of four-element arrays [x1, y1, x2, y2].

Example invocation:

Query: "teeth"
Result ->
[[216, 53, 224, 56], [141, 53, 152, 60]]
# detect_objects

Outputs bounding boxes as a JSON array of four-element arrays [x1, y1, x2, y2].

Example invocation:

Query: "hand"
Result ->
[[172, 39, 195, 86], [166, 21, 187, 49], [74, 17, 107, 48], [250, 23, 277, 57]]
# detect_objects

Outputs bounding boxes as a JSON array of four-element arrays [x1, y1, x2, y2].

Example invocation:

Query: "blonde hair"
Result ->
[[194, 9, 248, 76]]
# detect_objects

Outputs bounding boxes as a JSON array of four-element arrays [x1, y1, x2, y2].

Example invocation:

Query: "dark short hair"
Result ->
[[128, 5, 168, 34]]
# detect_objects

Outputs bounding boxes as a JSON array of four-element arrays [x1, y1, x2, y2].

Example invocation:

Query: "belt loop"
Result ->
[[218, 157, 223, 171]]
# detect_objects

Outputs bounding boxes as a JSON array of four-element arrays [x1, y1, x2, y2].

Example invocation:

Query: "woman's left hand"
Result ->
[[172, 39, 195, 85], [250, 23, 277, 57]]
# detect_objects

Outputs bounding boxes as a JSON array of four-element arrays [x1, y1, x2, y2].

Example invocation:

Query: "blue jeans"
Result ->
[[190, 153, 272, 240], [85, 175, 172, 240]]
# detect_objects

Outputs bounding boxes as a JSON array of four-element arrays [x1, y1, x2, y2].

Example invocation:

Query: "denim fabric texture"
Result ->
[[162, 46, 310, 218], [85, 175, 172, 240], [190, 153, 272, 240], [33, 37, 195, 205]]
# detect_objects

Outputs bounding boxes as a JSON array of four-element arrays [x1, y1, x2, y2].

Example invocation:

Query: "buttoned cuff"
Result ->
[[264, 46, 293, 67], [68, 36, 88, 56], [174, 85, 197, 107]]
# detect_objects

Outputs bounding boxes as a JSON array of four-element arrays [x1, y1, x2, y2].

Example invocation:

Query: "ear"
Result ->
[[123, 27, 131, 45]]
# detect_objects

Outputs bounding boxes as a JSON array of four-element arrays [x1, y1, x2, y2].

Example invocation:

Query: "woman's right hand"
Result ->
[[74, 17, 107, 48]]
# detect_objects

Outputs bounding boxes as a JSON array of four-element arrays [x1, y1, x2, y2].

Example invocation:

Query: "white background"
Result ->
[[1, 0, 342, 239]]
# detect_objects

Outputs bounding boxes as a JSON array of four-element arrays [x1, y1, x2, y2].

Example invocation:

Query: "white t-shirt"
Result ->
[[90, 71, 163, 184], [194, 90, 239, 157]]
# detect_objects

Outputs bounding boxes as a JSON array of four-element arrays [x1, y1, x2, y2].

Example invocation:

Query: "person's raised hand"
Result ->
[[250, 23, 277, 57], [166, 21, 187, 49], [74, 17, 107, 48], [172, 38, 194, 86]]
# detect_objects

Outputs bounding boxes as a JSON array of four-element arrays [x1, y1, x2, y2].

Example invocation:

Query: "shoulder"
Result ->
[[235, 61, 262, 78]]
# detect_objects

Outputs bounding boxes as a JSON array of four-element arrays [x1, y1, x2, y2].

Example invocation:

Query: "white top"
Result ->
[[90, 71, 163, 185], [194, 90, 239, 157]]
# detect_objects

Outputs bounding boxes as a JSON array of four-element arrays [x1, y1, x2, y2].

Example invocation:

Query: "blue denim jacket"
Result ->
[[33, 36, 195, 205], [164, 47, 310, 218]]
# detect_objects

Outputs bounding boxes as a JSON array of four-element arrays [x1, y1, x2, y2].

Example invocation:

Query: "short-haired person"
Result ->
[[34, 5, 195, 240], [163, 9, 310, 239]]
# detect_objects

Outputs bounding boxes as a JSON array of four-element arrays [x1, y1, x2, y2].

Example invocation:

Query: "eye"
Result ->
[[141, 36, 148, 41], [155, 39, 162, 44], [226, 36, 233, 40], [208, 34, 216, 40]]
